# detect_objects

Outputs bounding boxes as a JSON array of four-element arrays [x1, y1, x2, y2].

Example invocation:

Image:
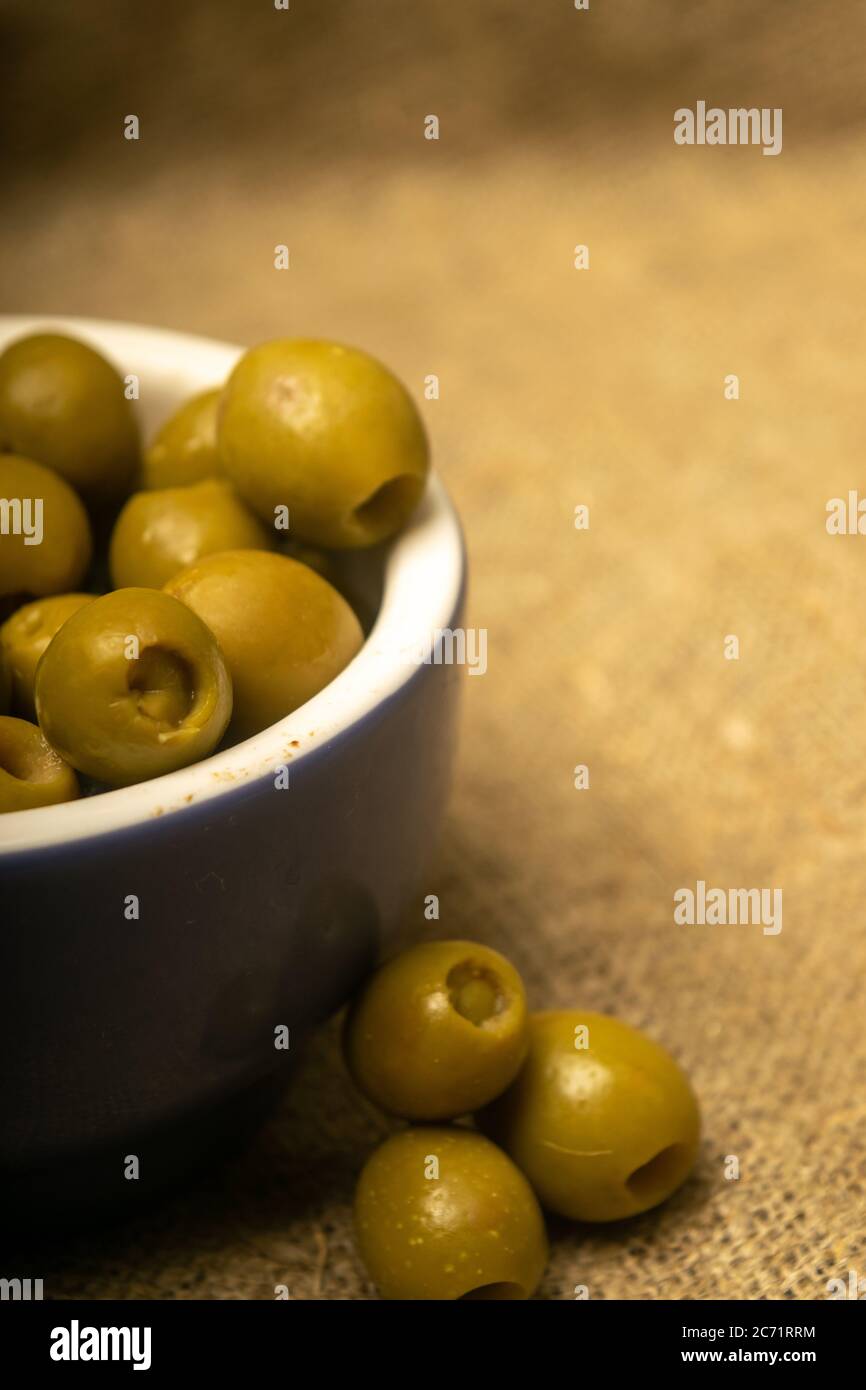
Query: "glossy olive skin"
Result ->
[[142, 389, 222, 489], [109, 478, 273, 589], [0, 715, 79, 813], [0, 592, 95, 718], [345, 941, 529, 1120], [219, 339, 429, 548], [480, 1011, 701, 1222], [35, 588, 232, 786], [165, 549, 363, 740], [0, 333, 139, 501], [0, 454, 93, 600], [355, 1128, 548, 1300]]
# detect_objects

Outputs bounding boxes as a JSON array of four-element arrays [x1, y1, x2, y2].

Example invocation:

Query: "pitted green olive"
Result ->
[[142, 389, 222, 489], [109, 479, 273, 589], [344, 940, 529, 1119], [0, 715, 79, 813], [0, 454, 92, 601], [0, 592, 95, 718], [165, 549, 363, 739], [354, 1127, 548, 1300], [480, 1011, 701, 1222], [0, 333, 139, 501], [34, 587, 232, 785], [218, 339, 429, 548], [0, 643, 11, 714]]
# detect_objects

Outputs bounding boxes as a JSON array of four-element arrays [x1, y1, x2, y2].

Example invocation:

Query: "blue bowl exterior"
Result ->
[[0, 580, 464, 1206]]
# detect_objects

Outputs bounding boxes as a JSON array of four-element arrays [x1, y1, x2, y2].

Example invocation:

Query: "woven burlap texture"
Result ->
[[4, 0, 864, 1298]]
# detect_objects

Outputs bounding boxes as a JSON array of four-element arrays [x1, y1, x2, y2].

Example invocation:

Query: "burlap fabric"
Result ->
[[4, 0, 864, 1298]]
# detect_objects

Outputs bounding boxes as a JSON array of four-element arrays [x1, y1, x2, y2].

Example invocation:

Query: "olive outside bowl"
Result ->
[[0, 315, 466, 1232]]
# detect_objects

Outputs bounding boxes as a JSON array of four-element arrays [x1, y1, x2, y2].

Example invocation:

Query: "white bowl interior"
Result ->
[[0, 316, 464, 853]]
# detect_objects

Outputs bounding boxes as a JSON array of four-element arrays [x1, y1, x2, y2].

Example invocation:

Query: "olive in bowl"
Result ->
[[0, 454, 92, 601], [0, 332, 139, 502], [480, 1010, 701, 1222], [0, 641, 10, 713], [109, 478, 273, 589], [219, 339, 430, 548], [0, 715, 79, 812], [141, 387, 222, 489], [35, 587, 232, 785], [0, 592, 95, 718], [165, 548, 363, 740]]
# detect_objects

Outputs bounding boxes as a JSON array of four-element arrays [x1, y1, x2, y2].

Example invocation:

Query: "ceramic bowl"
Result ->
[[0, 316, 465, 1226]]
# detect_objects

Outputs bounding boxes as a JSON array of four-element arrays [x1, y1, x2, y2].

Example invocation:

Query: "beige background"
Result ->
[[4, 0, 865, 1298]]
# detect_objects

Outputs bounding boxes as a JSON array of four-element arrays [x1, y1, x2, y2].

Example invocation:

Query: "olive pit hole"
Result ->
[[128, 646, 194, 726], [353, 475, 421, 537], [0, 741, 34, 781], [446, 961, 506, 1026], [0, 730, 52, 783], [626, 1144, 687, 1203], [459, 1282, 524, 1300]]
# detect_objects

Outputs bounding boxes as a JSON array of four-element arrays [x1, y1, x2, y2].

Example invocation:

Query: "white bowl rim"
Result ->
[[0, 315, 465, 856]]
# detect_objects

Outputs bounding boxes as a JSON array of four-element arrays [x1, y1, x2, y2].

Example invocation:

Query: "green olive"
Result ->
[[142, 389, 222, 489], [0, 592, 95, 718], [0, 333, 139, 501], [164, 549, 363, 740], [0, 715, 79, 812], [344, 941, 528, 1120], [480, 1011, 701, 1222], [109, 478, 273, 589], [34, 588, 232, 786], [0, 454, 93, 601], [355, 1127, 547, 1300], [0, 643, 10, 714], [218, 339, 429, 548]]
